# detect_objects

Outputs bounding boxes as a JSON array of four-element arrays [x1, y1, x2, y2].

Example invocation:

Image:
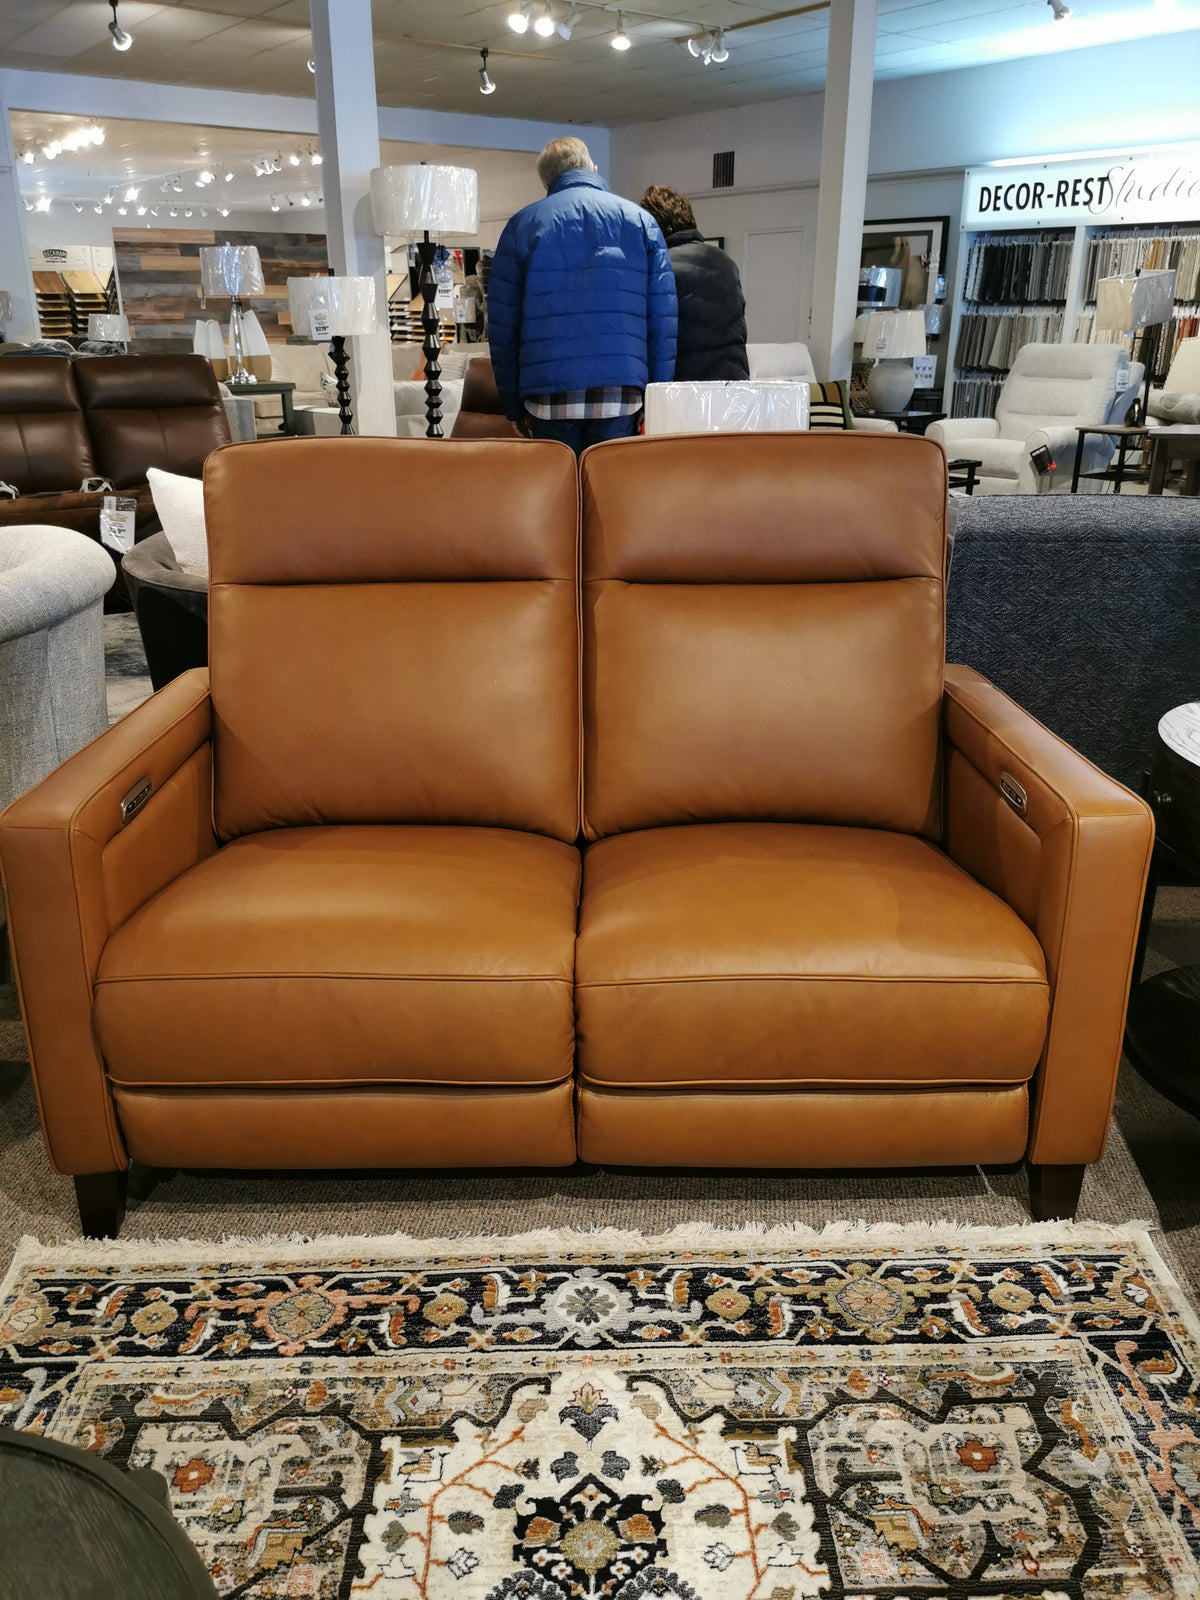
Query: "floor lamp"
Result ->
[[369, 163, 480, 438], [1095, 269, 1177, 424], [199, 244, 264, 384], [288, 275, 379, 434]]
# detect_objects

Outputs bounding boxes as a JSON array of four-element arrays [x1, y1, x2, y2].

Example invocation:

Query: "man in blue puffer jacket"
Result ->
[[488, 136, 677, 455]]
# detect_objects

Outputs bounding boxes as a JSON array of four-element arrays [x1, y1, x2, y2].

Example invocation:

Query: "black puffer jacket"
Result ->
[[665, 228, 749, 381]]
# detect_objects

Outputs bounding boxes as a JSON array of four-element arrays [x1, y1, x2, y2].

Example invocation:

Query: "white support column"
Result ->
[[0, 90, 38, 344], [809, 0, 878, 383], [309, 0, 395, 437]]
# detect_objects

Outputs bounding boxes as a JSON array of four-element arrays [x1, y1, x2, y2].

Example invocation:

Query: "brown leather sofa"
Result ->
[[0, 354, 230, 538], [450, 357, 521, 440], [0, 433, 1153, 1237]]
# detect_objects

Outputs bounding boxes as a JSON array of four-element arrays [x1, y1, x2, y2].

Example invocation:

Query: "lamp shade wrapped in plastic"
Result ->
[[200, 243, 264, 297], [1095, 269, 1177, 332], [88, 312, 129, 341], [644, 381, 810, 435], [288, 275, 379, 339], [860, 309, 927, 361], [369, 165, 479, 238]]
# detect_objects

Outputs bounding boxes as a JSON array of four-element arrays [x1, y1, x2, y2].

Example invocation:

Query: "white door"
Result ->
[[742, 228, 806, 344]]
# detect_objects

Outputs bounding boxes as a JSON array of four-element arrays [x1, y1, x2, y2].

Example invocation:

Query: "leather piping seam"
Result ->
[[109, 1076, 574, 1092], [577, 1073, 1036, 1090], [94, 971, 575, 985], [578, 1082, 1029, 1099], [575, 973, 1047, 988]]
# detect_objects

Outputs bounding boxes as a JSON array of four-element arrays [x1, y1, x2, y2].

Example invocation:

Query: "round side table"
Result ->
[[0, 1425, 218, 1599], [1125, 702, 1200, 1114]]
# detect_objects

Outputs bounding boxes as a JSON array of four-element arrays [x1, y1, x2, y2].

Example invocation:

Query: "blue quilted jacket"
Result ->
[[487, 169, 677, 421]]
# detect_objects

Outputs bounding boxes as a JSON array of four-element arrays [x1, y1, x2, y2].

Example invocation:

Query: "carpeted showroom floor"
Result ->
[[0, 619, 1197, 1292]]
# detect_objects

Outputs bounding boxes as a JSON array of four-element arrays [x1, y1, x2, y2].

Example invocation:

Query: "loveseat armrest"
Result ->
[[942, 665, 1153, 1167], [0, 669, 216, 1176], [927, 418, 999, 448]]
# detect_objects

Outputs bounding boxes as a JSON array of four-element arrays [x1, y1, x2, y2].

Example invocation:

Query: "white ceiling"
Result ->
[[9, 110, 543, 223], [0, 0, 1196, 125]]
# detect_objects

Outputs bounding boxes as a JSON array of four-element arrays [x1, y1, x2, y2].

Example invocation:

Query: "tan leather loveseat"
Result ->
[[0, 434, 1153, 1236]]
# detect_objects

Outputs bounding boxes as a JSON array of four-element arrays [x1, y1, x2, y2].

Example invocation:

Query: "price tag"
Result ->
[[308, 307, 331, 340], [100, 496, 136, 554], [435, 283, 454, 312]]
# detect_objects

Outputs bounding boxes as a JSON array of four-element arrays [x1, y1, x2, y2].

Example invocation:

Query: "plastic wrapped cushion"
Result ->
[[644, 381, 810, 435]]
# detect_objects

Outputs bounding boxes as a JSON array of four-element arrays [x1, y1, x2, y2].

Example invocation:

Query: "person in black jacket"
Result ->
[[640, 185, 748, 381]]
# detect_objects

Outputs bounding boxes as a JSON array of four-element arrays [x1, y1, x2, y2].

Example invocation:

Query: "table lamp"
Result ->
[[369, 163, 480, 437], [1095, 269, 1177, 424], [199, 244, 265, 384], [860, 309, 928, 412], [287, 275, 379, 434], [87, 312, 130, 351]]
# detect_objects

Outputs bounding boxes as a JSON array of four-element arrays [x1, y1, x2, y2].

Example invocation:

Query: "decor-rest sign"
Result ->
[[963, 146, 1200, 229]]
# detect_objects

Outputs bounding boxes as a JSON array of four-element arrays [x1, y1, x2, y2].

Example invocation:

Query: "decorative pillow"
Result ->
[[1147, 391, 1200, 425], [807, 380, 854, 430], [147, 467, 207, 577]]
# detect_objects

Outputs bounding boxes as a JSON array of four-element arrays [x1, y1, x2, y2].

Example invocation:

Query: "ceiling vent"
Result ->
[[712, 151, 735, 189]]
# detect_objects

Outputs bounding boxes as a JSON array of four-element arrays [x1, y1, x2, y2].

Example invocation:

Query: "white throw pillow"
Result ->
[[147, 467, 208, 577]]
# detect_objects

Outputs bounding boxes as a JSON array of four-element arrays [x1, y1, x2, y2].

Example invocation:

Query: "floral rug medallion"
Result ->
[[1, 1222, 1199, 1599]]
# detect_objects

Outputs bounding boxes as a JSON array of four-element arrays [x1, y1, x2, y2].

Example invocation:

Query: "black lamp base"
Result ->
[[417, 231, 443, 439], [330, 335, 353, 435]]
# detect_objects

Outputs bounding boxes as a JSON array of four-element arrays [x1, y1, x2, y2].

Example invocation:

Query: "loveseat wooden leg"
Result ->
[[74, 1171, 128, 1239], [1028, 1162, 1085, 1222]]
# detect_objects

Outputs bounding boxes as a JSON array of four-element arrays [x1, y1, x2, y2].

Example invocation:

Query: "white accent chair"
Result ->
[[929, 344, 1142, 495], [1148, 337, 1200, 427]]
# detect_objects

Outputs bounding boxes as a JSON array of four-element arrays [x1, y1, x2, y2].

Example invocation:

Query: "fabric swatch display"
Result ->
[[961, 235, 1072, 305], [951, 374, 1006, 419], [955, 310, 1064, 372]]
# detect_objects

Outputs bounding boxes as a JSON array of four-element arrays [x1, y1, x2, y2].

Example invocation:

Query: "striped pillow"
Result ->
[[807, 380, 853, 430]]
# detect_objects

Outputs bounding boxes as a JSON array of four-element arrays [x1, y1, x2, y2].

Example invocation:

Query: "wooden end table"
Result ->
[[1125, 702, 1200, 1116], [1069, 422, 1148, 493], [223, 378, 299, 437], [1147, 425, 1200, 495], [0, 1425, 219, 1598]]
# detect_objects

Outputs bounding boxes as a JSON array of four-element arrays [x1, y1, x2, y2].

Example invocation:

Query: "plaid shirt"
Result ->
[[525, 386, 644, 420]]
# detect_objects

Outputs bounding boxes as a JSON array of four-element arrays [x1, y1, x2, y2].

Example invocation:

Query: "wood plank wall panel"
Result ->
[[113, 228, 329, 353]]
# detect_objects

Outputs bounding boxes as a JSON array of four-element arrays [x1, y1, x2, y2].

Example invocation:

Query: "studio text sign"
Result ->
[[963, 147, 1200, 229]]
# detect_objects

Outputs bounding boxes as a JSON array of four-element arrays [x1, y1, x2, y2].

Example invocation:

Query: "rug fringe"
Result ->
[[5, 1215, 1163, 1271]]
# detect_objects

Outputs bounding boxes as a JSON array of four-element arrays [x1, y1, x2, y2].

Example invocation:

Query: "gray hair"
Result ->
[[536, 136, 594, 191]]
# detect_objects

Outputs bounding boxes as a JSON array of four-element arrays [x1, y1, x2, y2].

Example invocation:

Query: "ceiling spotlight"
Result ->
[[108, 0, 132, 50], [136, 205, 147, 215], [711, 27, 729, 61], [168, 206, 178, 217], [22, 202, 31, 213], [198, 169, 215, 185], [507, 2, 533, 33], [219, 207, 230, 217], [42, 142, 60, 160], [557, 4, 582, 38], [288, 152, 301, 166], [160, 179, 171, 192], [117, 205, 128, 215], [270, 198, 281, 211], [1047, 0, 1071, 15], [184, 207, 193, 217], [300, 194, 311, 207], [124, 186, 139, 201], [200, 207, 208, 217], [272, 153, 283, 172], [172, 176, 182, 192], [150, 206, 159, 216], [307, 57, 315, 73], [36, 195, 51, 212], [479, 46, 496, 93], [310, 149, 322, 165], [535, 2, 556, 36], [94, 203, 104, 214], [103, 190, 115, 205], [20, 148, 35, 164], [612, 10, 631, 48], [224, 169, 234, 182], [73, 201, 83, 213]]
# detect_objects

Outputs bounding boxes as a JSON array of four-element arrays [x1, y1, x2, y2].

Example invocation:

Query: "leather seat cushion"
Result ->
[[575, 823, 1048, 1088], [95, 825, 580, 1088]]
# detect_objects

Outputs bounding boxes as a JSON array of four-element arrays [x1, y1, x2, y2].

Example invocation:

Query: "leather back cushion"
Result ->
[[0, 357, 94, 494], [581, 433, 947, 839], [205, 437, 581, 842], [74, 355, 232, 489]]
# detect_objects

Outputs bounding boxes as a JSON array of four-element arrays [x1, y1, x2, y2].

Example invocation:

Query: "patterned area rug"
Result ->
[[2, 1222, 1199, 1598]]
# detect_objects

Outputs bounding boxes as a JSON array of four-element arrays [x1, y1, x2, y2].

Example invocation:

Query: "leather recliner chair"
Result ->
[[450, 357, 521, 440], [0, 354, 231, 538], [0, 434, 1153, 1237]]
